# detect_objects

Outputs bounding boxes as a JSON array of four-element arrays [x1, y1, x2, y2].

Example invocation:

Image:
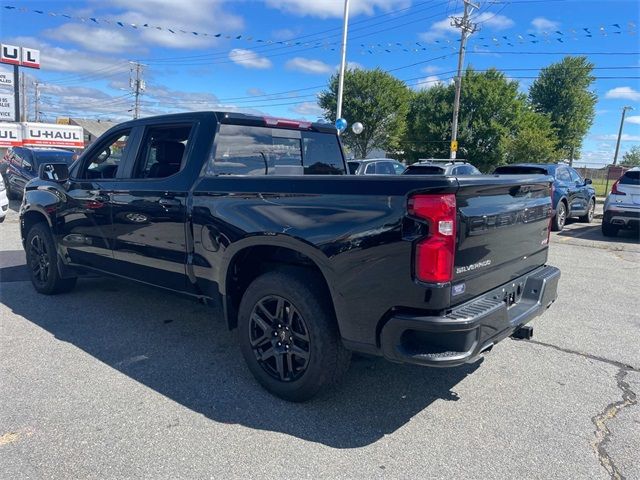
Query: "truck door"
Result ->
[[57, 128, 134, 271], [109, 122, 194, 292]]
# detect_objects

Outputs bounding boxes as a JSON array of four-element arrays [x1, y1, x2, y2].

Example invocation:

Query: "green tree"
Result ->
[[405, 68, 526, 172], [318, 68, 410, 158], [503, 109, 561, 164], [529, 56, 597, 161], [621, 145, 640, 166]]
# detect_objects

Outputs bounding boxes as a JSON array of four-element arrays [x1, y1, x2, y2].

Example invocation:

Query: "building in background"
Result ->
[[56, 117, 115, 146]]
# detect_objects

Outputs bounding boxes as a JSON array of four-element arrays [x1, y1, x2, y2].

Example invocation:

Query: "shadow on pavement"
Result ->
[[556, 219, 640, 244], [0, 275, 481, 448]]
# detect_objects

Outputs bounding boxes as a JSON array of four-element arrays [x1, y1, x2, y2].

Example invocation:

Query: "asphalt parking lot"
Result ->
[[1, 200, 639, 479]]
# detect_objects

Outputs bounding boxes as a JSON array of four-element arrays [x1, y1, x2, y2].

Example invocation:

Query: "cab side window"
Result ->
[[131, 124, 192, 179], [79, 130, 131, 179]]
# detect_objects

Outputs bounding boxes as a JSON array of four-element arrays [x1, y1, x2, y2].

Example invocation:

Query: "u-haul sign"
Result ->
[[0, 44, 40, 69], [21, 123, 84, 148], [0, 122, 22, 147]]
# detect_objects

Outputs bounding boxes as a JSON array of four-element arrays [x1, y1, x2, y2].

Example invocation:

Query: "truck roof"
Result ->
[[113, 111, 337, 134]]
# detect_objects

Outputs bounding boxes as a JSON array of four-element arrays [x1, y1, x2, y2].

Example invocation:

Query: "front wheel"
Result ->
[[552, 202, 567, 232], [579, 199, 595, 223], [25, 223, 77, 294], [238, 269, 351, 402]]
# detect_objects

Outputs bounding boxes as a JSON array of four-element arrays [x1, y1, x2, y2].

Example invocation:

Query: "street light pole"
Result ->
[[449, 0, 479, 159], [336, 0, 351, 126], [613, 105, 633, 165]]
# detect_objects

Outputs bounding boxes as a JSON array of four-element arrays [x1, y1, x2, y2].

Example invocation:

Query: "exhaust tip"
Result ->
[[511, 325, 534, 340]]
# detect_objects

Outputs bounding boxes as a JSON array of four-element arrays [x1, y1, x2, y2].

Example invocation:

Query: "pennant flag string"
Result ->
[[1, 4, 636, 58]]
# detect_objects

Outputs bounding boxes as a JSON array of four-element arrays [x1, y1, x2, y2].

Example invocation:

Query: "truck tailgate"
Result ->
[[452, 175, 553, 304]]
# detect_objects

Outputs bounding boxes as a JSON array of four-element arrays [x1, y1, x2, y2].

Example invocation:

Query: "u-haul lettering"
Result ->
[[21, 122, 84, 148]]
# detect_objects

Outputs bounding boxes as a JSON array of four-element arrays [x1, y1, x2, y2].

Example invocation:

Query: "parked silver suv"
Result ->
[[602, 167, 640, 237]]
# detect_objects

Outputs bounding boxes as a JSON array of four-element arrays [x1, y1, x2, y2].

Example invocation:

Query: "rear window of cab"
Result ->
[[210, 124, 345, 176]]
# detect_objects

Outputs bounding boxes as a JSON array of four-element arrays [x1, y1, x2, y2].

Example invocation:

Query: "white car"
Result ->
[[602, 167, 640, 237], [0, 174, 8, 223]]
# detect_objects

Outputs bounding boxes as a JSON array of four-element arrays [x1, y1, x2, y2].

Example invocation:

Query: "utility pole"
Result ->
[[129, 61, 146, 119], [34, 81, 40, 122], [449, 0, 479, 159], [20, 71, 28, 122], [613, 105, 633, 165], [12, 65, 19, 122], [336, 0, 351, 130]]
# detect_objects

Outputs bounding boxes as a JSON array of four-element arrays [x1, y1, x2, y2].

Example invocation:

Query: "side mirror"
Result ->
[[39, 162, 70, 183], [584, 178, 592, 185]]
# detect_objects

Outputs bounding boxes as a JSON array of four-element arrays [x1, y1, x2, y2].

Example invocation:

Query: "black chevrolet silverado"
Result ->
[[20, 112, 560, 401]]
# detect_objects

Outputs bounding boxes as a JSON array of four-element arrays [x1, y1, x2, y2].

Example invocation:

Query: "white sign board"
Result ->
[[0, 44, 40, 69], [0, 69, 13, 89], [0, 122, 22, 147], [0, 93, 15, 121], [21, 122, 84, 148]]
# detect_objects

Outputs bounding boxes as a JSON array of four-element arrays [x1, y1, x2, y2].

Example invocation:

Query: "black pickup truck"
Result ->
[[20, 112, 560, 401]]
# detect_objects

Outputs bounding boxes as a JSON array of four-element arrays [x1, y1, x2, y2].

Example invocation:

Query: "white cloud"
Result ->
[[266, 0, 409, 18], [45, 24, 139, 54], [530, 17, 560, 33], [421, 65, 440, 74], [7, 36, 129, 76], [228, 49, 272, 69], [605, 86, 640, 101], [102, 0, 244, 50], [421, 12, 513, 42], [291, 102, 325, 117], [414, 76, 442, 90], [286, 57, 333, 74], [626, 115, 640, 125], [593, 134, 640, 142], [246, 88, 266, 96]]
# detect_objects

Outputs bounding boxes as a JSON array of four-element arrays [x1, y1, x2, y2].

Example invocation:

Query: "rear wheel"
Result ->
[[25, 223, 77, 294], [552, 201, 567, 232], [579, 199, 595, 223], [601, 221, 619, 238], [238, 269, 351, 402]]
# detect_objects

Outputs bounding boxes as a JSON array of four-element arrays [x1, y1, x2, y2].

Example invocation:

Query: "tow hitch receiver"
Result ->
[[511, 325, 534, 340]]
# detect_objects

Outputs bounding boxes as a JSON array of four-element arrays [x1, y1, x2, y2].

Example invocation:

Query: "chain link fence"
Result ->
[[573, 163, 630, 197]]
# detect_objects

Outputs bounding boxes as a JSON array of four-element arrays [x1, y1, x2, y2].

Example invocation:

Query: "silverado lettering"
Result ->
[[18, 111, 560, 401]]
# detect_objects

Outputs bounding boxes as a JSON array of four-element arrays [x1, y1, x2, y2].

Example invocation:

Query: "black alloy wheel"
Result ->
[[249, 295, 310, 382], [29, 232, 51, 288]]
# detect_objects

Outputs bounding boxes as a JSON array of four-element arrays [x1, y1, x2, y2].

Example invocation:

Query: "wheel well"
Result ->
[[225, 246, 335, 331], [21, 210, 49, 241]]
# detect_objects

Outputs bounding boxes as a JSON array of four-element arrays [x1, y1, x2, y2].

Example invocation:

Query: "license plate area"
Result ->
[[502, 282, 525, 309]]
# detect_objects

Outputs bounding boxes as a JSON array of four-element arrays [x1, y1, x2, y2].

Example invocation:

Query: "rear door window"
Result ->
[[211, 125, 344, 175], [556, 167, 571, 182]]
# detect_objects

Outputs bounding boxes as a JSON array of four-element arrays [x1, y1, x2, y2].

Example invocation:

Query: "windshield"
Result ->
[[34, 151, 76, 165]]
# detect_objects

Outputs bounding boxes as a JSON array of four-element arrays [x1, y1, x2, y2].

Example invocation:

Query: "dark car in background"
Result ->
[[493, 163, 596, 232], [403, 159, 481, 176], [348, 158, 405, 175], [1, 147, 77, 200]]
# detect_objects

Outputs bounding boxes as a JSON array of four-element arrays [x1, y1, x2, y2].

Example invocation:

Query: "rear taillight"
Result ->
[[408, 194, 456, 283], [544, 183, 553, 245], [611, 179, 626, 195]]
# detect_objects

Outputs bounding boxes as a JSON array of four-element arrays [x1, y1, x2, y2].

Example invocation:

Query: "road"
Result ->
[[1, 201, 639, 479]]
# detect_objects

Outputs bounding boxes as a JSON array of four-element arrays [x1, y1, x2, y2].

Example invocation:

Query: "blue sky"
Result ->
[[0, 0, 638, 165]]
